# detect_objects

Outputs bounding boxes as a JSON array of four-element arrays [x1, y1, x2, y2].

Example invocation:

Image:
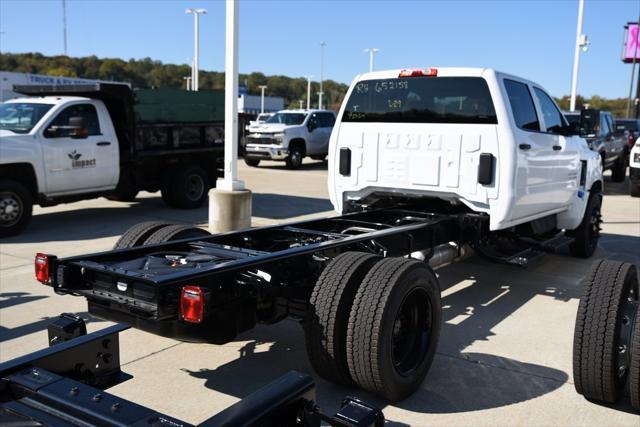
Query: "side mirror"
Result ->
[[68, 117, 88, 139]]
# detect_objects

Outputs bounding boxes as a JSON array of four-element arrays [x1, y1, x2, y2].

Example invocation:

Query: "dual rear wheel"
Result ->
[[305, 252, 441, 401], [573, 259, 640, 412]]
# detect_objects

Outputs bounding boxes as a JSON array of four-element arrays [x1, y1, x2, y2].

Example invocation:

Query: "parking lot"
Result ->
[[1, 159, 639, 426]]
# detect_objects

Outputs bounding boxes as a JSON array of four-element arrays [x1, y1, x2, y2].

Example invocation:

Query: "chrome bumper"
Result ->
[[245, 144, 288, 160]]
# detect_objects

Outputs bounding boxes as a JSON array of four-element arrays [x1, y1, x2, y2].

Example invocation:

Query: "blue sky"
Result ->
[[0, 0, 637, 98]]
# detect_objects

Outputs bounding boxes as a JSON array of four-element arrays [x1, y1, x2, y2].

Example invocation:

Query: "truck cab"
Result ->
[[328, 67, 602, 233], [244, 109, 336, 169]]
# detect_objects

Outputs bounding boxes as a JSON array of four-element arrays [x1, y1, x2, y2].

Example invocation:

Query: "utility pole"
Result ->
[[259, 85, 268, 113], [364, 48, 379, 72], [62, 0, 68, 55], [570, 0, 588, 111], [319, 42, 326, 109], [186, 8, 207, 91], [305, 75, 313, 110]]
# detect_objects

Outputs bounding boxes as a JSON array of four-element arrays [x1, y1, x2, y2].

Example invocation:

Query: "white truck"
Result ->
[[631, 136, 640, 197], [244, 109, 336, 169], [0, 84, 224, 237], [42, 67, 604, 402]]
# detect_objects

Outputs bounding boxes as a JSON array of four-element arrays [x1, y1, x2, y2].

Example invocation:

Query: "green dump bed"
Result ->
[[134, 88, 225, 124]]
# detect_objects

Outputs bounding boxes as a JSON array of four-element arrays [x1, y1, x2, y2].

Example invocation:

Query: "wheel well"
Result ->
[[289, 138, 306, 156], [0, 163, 38, 197], [590, 180, 603, 194]]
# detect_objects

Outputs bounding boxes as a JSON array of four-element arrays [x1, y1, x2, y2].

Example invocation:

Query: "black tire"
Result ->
[[630, 305, 640, 411], [305, 252, 381, 386], [573, 260, 639, 404], [113, 221, 174, 250], [0, 179, 33, 238], [568, 192, 602, 258], [611, 154, 627, 182], [285, 145, 304, 169], [106, 188, 139, 202], [161, 165, 209, 209], [346, 257, 441, 401], [630, 183, 640, 198], [244, 157, 260, 167], [144, 224, 210, 245]]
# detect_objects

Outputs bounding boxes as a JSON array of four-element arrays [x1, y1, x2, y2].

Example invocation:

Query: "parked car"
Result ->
[[616, 118, 640, 148], [564, 109, 629, 181], [630, 136, 640, 197], [0, 84, 224, 237], [244, 109, 336, 169]]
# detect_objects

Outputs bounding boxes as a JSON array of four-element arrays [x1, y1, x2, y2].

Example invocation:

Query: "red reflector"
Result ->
[[35, 253, 50, 284], [180, 285, 204, 323], [399, 68, 438, 77]]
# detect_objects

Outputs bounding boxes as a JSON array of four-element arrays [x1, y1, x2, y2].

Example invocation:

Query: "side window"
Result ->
[[600, 114, 610, 137], [533, 87, 565, 134], [46, 104, 101, 138], [504, 79, 540, 132], [308, 113, 319, 129], [318, 113, 335, 128]]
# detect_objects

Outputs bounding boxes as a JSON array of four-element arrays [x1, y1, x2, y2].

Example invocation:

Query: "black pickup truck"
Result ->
[[564, 109, 630, 181]]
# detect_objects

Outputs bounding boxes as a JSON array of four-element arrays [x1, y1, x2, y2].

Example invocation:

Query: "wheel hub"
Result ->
[[186, 175, 204, 201], [617, 285, 639, 381], [0, 193, 22, 226], [391, 288, 432, 375]]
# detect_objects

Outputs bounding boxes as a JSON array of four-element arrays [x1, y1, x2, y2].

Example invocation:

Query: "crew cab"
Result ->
[[244, 109, 335, 169], [564, 109, 629, 181], [40, 68, 602, 402], [0, 84, 224, 237]]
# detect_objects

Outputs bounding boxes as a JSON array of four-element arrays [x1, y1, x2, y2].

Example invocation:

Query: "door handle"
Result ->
[[96, 141, 111, 146], [518, 143, 531, 150], [553, 145, 562, 151]]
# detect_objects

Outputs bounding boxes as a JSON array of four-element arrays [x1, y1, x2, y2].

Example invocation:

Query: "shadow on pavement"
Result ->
[[253, 160, 327, 172], [183, 254, 596, 414], [253, 193, 333, 219], [1, 193, 332, 244], [602, 174, 631, 196], [0, 311, 103, 342], [0, 292, 48, 310]]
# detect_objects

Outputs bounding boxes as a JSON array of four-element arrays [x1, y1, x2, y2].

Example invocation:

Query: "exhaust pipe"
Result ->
[[411, 242, 472, 269]]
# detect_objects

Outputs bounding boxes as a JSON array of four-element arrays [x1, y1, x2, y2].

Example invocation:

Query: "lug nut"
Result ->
[[92, 393, 102, 402], [70, 386, 79, 396], [111, 402, 121, 412]]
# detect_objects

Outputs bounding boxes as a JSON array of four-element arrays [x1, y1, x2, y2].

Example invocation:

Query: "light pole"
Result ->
[[569, 0, 588, 111], [183, 76, 192, 91], [259, 85, 268, 113], [186, 8, 207, 91], [319, 41, 326, 109], [317, 92, 324, 110], [305, 75, 313, 110], [299, 100, 304, 109], [364, 48, 379, 73]]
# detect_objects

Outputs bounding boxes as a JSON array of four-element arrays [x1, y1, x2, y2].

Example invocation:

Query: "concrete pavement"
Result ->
[[1, 160, 639, 425]]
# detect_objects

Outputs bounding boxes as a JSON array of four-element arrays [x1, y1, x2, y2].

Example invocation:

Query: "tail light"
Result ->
[[629, 132, 635, 147], [180, 285, 204, 323], [35, 253, 51, 284], [399, 68, 437, 77]]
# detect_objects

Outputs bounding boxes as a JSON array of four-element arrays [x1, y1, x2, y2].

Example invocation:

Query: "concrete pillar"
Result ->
[[208, 189, 252, 233]]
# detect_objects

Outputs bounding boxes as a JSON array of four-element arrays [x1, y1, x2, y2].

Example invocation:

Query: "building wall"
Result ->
[[237, 94, 284, 114]]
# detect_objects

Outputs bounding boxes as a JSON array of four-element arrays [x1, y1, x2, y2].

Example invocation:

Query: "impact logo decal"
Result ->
[[68, 150, 96, 169]]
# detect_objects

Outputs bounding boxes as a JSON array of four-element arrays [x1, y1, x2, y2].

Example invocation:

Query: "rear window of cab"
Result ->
[[342, 76, 497, 124]]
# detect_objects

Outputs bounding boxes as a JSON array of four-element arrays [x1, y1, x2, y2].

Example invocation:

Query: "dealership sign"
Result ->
[[623, 23, 640, 63]]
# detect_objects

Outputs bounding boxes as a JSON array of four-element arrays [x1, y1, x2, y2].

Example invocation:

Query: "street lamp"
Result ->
[[183, 76, 192, 91], [259, 85, 268, 113], [305, 75, 313, 110], [317, 92, 324, 110], [569, 0, 588, 111], [186, 8, 207, 91], [363, 48, 379, 73], [319, 41, 326, 109], [299, 100, 304, 109]]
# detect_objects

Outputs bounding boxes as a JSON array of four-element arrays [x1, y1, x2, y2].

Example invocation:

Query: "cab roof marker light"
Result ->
[[399, 68, 438, 77]]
